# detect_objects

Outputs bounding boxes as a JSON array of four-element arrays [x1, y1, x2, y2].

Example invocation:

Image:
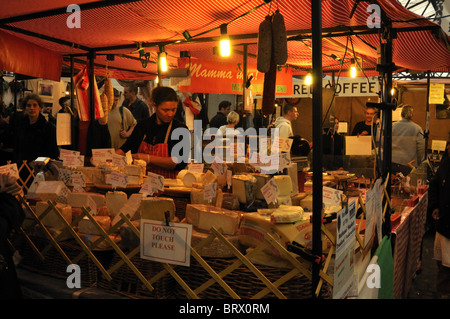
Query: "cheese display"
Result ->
[[185, 204, 241, 235], [190, 188, 218, 205], [200, 170, 217, 186], [36, 201, 72, 231], [67, 192, 106, 208], [106, 191, 128, 217], [78, 215, 111, 235], [35, 181, 70, 204], [238, 212, 314, 257], [216, 191, 240, 210], [163, 178, 184, 187], [191, 228, 242, 258], [123, 164, 144, 184], [141, 197, 175, 222], [231, 174, 257, 204]]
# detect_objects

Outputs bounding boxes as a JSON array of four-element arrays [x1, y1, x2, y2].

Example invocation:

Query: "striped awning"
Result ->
[[0, 0, 448, 79]]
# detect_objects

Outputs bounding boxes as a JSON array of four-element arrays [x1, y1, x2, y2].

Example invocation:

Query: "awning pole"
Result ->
[[311, 0, 323, 298]]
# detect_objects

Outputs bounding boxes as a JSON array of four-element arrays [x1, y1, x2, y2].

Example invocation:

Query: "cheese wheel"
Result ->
[[257, 15, 273, 73], [271, 10, 288, 65]]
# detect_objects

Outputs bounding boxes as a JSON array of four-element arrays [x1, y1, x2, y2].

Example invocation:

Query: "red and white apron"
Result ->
[[137, 121, 178, 179]]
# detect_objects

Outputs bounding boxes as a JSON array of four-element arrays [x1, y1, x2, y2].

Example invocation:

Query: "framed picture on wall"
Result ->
[[38, 81, 54, 98]]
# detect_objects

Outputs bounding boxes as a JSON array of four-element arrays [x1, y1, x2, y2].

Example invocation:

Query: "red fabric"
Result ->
[[138, 141, 178, 179], [0, 29, 62, 81]]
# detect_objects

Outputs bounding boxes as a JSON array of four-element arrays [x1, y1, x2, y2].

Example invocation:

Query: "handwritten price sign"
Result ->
[[106, 171, 129, 188]]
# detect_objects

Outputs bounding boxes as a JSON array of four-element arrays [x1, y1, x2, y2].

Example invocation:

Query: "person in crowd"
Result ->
[[209, 100, 231, 129], [323, 117, 345, 169], [351, 105, 376, 136], [121, 84, 150, 122], [391, 105, 425, 170], [0, 172, 24, 299], [107, 89, 137, 150], [218, 111, 241, 135], [273, 104, 299, 138], [14, 94, 59, 165], [116, 86, 188, 178], [42, 103, 56, 126], [429, 154, 450, 299]]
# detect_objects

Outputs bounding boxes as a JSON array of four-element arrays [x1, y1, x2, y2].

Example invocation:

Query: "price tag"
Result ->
[[260, 177, 280, 205], [139, 183, 155, 195], [92, 148, 115, 165], [203, 182, 217, 202], [212, 157, 226, 177], [71, 172, 86, 191], [106, 171, 129, 188], [112, 153, 127, 168], [62, 155, 84, 167], [188, 163, 204, 173], [147, 172, 164, 191]]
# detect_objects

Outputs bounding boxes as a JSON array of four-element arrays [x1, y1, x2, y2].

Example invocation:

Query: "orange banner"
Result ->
[[177, 58, 292, 96]]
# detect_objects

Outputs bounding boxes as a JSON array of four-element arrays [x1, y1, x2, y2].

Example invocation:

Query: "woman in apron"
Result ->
[[116, 86, 188, 178]]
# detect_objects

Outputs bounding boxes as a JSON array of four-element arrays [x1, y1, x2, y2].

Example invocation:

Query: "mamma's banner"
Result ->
[[176, 57, 292, 96]]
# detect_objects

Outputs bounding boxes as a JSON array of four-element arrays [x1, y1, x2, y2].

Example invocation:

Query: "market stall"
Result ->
[[0, 0, 449, 300]]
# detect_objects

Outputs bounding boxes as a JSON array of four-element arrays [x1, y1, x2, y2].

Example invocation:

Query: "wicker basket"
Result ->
[[175, 256, 331, 299], [17, 235, 110, 287], [97, 252, 177, 299]]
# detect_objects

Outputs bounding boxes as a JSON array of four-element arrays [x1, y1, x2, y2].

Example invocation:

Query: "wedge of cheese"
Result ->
[[111, 193, 144, 225], [250, 173, 272, 200], [238, 212, 313, 257], [185, 204, 241, 235], [36, 201, 72, 231], [232, 175, 257, 204], [78, 215, 111, 235], [141, 197, 175, 222], [273, 175, 293, 196], [35, 181, 70, 204], [106, 191, 127, 217], [67, 192, 106, 209]]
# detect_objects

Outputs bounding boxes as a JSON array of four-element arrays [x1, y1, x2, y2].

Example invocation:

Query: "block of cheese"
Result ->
[[35, 181, 70, 204], [68, 192, 106, 208], [36, 201, 72, 231], [238, 212, 314, 257], [270, 205, 304, 224], [299, 194, 313, 212], [106, 191, 128, 217], [164, 178, 184, 187], [190, 188, 218, 205], [178, 170, 204, 187], [123, 164, 143, 176], [111, 193, 144, 225], [216, 191, 240, 210], [190, 228, 242, 258], [284, 163, 299, 195], [250, 173, 272, 200], [201, 170, 217, 186], [268, 195, 292, 208], [78, 215, 111, 235], [232, 175, 257, 204], [127, 175, 143, 185], [273, 175, 293, 196], [185, 204, 241, 235], [141, 197, 175, 222]]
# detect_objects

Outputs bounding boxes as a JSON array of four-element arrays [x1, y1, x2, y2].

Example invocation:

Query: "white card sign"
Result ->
[[140, 220, 192, 266], [106, 171, 129, 188], [203, 182, 217, 202], [147, 172, 164, 191], [260, 177, 280, 204], [92, 148, 115, 165]]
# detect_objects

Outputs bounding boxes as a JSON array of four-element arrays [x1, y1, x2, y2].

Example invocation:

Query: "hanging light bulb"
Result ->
[[391, 87, 396, 96], [350, 58, 357, 78], [155, 75, 159, 84], [305, 72, 312, 85], [159, 46, 168, 72], [220, 24, 231, 57]]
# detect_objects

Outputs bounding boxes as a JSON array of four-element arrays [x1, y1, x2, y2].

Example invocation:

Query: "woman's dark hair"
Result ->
[[22, 94, 43, 108], [151, 86, 178, 106]]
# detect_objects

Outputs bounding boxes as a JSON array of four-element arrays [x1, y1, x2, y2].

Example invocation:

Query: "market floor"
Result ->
[[407, 229, 439, 299]]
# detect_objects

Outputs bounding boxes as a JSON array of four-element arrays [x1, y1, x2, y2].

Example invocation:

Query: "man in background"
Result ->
[[274, 104, 299, 138], [351, 105, 376, 136], [122, 84, 150, 122], [209, 100, 231, 129]]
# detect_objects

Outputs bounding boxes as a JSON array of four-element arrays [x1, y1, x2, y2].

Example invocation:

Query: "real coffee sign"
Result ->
[[140, 220, 192, 267]]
